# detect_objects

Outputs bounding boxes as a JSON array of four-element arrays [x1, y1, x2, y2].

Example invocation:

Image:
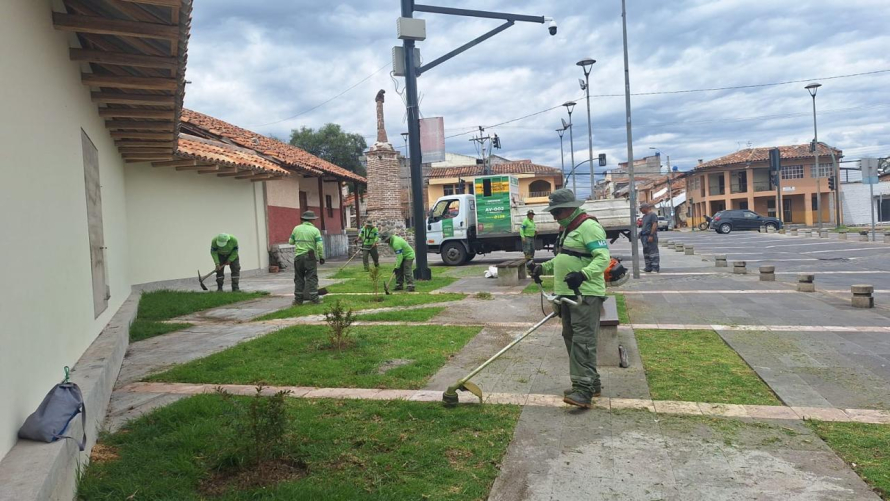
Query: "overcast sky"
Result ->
[[183, 0, 890, 197]]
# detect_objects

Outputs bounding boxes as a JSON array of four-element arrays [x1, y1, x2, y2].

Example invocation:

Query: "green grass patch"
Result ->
[[328, 265, 456, 293], [148, 324, 481, 389], [78, 395, 519, 500], [522, 276, 553, 293], [256, 293, 465, 320], [436, 264, 491, 278], [354, 307, 445, 322], [130, 290, 267, 342], [612, 293, 629, 324], [635, 329, 780, 405], [807, 421, 890, 499]]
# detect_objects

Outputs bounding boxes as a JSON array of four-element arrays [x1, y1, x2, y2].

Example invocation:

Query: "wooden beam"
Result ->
[[110, 131, 174, 140], [218, 170, 248, 177], [92, 92, 175, 106], [118, 147, 171, 154], [152, 159, 196, 168], [175, 164, 217, 171], [120, 0, 183, 6], [98, 108, 174, 119], [52, 13, 179, 40], [203, 167, 237, 175], [235, 171, 261, 179], [124, 155, 173, 162], [251, 176, 279, 183], [69, 48, 177, 69], [82, 74, 178, 91], [107, 120, 175, 131], [117, 140, 176, 148]]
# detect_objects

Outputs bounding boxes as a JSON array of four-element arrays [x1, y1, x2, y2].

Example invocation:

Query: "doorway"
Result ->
[[783, 198, 793, 223]]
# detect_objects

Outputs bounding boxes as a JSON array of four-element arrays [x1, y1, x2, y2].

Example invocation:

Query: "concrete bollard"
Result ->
[[790, 229, 798, 236], [779, 228, 786, 234], [820, 229, 829, 238], [759, 225, 767, 233], [685, 245, 695, 255], [675, 243, 685, 252], [759, 265, 775, 281], [767, 226, 776, 233], [851, 285, 875, 308], [884, 232, 890, 244], [860, 231, 870, 242], [733, 261, 747, 274], [797, 273, 816, 292], [839, 230, 847, 240], [661, 239, 670, 247], [715, 255, 728, 267], [667, 242, 676, 250]]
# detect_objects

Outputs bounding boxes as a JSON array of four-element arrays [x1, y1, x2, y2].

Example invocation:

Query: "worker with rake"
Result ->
[[529, 189, 611, 408], [289, 210, 325, 305]]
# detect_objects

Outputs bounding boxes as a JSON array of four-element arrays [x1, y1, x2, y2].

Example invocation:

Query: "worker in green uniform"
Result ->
[[381, 232, 415, 292], [211, 233, 240, 292], [356, 220, 380, 271], [529, 189, 610, 409], [520, 209, 537, 260], [288, 211, 325, 305]]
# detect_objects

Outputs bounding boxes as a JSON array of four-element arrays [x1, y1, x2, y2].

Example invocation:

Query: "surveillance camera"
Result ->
[[545, 17, 557, 36], [579, 78, 587, 90]]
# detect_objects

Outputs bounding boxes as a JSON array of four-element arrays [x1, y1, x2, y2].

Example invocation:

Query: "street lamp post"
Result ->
[[621, 0, 640, 279], [397, 0, 555, 279], [563, 101, 577, 194], [806, 82, 822, 230], [556, 126, 567, 188], [577, 58, 596, 199]]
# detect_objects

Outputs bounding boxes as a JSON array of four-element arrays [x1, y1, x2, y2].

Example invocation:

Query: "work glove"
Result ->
[[564, 271, 586, 290], [319, 258, 325, 265], [529, 264, 543, 279]]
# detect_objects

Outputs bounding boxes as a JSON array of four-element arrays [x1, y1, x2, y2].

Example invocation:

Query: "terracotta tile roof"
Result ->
[[180, 109, 366, 183], [430, 161, 562, 179], [697, 144, 842, 170], [176, 135, 289, 176]]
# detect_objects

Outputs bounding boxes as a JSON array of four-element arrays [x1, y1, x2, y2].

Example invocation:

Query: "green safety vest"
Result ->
[[211, 235, 239, 265], [359, 226, 379, 247], [289, 222, 324, 259], [541, 209, 610, 296], [520, 217, 537, 238], [389, 235, 415, 268]]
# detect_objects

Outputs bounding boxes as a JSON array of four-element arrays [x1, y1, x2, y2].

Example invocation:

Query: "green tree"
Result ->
[[289, 123, 367, 178]]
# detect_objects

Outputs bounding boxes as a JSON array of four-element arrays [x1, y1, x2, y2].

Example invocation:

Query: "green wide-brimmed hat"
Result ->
[[379, 231, 392, 241], [301, 210, 318, 220], [543, 189, 584, 212], [364, 219, 373, 226], [216, 233, 231, 247]]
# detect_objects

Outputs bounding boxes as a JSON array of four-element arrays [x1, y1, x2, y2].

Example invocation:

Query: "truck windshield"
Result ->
[[431, 199, 460, 221]]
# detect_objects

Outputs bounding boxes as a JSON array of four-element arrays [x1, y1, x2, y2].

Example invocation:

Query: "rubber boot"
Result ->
[[564, 387, 602, 397], [563, 391, 592, 409], [231, 278, 240, 292]]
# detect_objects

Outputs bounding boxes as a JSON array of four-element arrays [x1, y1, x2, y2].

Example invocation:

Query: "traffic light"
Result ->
[[828, 176, 836, 191], [598, 153, 607, 167]]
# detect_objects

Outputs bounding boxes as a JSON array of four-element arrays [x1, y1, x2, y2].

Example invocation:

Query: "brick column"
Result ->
[[366, 142, 408, 252]]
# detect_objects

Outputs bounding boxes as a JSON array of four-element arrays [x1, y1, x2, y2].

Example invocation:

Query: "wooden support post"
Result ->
[[338, 181, 346, 230], [317, 177, 327, 231], [353, 181, 362, 229]]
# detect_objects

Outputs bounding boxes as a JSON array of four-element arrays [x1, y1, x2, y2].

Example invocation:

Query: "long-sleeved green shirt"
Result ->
[[211, 235, 239, 265], [358, 226, 379, 248], [541, 209, 610, 296], [389, 235, 415, 268], [289, 221, 324, 259], [519, 217, 537, 239]]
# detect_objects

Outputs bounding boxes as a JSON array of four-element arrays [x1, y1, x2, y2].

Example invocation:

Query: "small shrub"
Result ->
[[474, 291, 494, 300], [369, 266, 381, 300], [324, 299, 356, 350], [216, 386, 292, 468]]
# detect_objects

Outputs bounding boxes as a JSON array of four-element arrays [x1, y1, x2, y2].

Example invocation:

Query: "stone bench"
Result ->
[[496, 259, 528, 286], [598, 296, 623, 367]]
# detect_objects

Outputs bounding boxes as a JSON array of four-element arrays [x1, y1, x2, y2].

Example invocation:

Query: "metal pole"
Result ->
[[811, 94, 822, 230], [557, 130, 566, 187], [829, 146, 842, 227], [871, 181, 876, 242], [567, 111, 576, 194], [621, 0, 639, 278], [584, 73, 594, 199], [402, 0, 431, 280], [667, 156, 674, 229]]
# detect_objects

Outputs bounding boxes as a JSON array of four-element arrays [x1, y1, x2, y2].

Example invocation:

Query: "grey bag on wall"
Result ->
[[17, 381, 86, 451]]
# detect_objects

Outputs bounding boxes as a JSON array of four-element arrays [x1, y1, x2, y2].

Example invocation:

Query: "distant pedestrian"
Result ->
[[211, 233, 240, 292], [356, 220, 380, 271], [381, 232, 415, 292], [640, 203, 660, 273], [289, 211, 325, 305], [520, 210, 537, 260]]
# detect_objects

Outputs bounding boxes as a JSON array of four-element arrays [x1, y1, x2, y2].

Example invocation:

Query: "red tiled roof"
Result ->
[[180, 109, 366, 183], [176, 135, 289, 176], [430, 161, 561, 178], [697, 144, 842, 170]]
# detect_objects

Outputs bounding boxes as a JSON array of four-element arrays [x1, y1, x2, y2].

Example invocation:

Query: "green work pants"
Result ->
[[215, 255, 240, 291], [395, 258, 414, 289], [522, 238, 535, 260], [294, 253, 319, 302], [561, 295, 604, 396], [362, 246, 379, 270]]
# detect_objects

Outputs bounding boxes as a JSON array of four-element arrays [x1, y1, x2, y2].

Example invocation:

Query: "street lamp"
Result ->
[[400, 132, 409, 157], [563, 101, 577, 194], [621, 0, 640, 278], [556, 126, 567, 188], [806, 82, 822, 230], [577, 58, 596, 199]]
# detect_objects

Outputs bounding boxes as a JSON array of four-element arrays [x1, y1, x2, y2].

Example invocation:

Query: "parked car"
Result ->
[[709, 210, 783, 234], [657, 216, 670, 230]]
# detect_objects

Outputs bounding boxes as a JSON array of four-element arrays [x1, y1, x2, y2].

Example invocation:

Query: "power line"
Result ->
[[250, 63, 391, 128]]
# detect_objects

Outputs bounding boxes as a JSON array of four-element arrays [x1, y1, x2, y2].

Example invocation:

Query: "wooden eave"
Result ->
[[54, 0, 191, 161]]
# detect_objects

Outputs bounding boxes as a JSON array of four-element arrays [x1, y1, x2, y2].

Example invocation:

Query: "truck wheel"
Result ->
[[441, 242, 468, 266]]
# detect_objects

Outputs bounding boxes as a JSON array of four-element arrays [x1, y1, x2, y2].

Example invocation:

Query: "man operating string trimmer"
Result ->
[[528, 189, 612, 409]]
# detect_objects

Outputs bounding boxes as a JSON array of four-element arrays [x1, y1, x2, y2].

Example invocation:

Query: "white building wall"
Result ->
[[124, 167, 269, 285], [0, 0, 132, 459], [266, 174, 300, 208], [841, 182, 890, 226]]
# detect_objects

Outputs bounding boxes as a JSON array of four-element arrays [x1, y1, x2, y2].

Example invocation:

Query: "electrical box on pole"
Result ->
[[397, 17, 427, 40], [392, 46, 421, 77]]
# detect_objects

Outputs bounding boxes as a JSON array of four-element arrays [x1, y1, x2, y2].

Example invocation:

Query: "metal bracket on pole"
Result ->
[[418, 21, 513, 75], [414, 4, 544, 24]]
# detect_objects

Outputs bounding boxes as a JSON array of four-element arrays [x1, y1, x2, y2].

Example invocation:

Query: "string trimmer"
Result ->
[[336, 247, 367, 274], [442, 277, 579, 407]]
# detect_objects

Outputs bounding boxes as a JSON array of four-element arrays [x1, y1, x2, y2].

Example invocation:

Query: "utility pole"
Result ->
[[621, 0, 639, 279], [667, 156, 675, 230], [556, 127, 567, 188], [577, 58, 596, 199], [806, 83, 822, 230]]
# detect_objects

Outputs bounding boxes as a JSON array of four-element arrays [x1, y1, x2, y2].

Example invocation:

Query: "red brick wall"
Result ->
[[268, 205, 343, 245]]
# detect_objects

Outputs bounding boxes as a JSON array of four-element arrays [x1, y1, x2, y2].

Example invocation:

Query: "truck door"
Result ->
[[427, 198, 464, 247]]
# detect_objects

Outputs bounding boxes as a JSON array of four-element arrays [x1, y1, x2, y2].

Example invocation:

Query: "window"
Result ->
[[731, 170, 747, 194], [738, 201, 749, 210], [443, 182, 472, 196], [767, 199, 776, 217], [743, 211, 758, 219], [879, 197, 890, 223], [781, 165, 803, 180], [811, 194, 818, 211], [811, 163, 833, 178], [443, 184, 456, 196], [430, 199, 460, 221], [325, 195, 333, 218], [527, 179, 552, 198]]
